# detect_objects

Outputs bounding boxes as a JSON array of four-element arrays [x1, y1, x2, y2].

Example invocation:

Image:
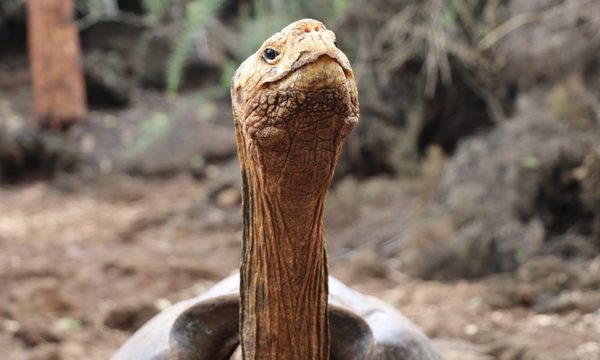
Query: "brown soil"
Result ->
[[1, 173, 599, 360]]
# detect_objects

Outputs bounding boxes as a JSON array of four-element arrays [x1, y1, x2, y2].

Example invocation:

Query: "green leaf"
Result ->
[[143, 0, 170, 20], [54, 317, 83, 332], [166, 0, 224, 96], [514, 247, 528, 264], [126, 112, 171, 159], [520, 155, 541, 169]]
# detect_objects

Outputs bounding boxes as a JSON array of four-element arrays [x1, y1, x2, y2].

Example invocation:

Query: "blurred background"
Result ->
[[1, 0, 599, 359]]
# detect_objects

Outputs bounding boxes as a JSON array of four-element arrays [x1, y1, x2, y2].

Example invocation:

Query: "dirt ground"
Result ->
[[1, 57, 599, 360], [1, 172, 599, 360]]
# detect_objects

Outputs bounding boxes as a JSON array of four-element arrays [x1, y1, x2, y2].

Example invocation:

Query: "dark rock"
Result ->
[[14, 325, 62, 348], [0, 0, 26, 55], [0, 127, 81, 183], [84, 50, 132, 108], [483, 274, 535, 309], [517, 256, 575, 287], [535, 290, 600, 314], [135, 27, 223, 90], [483, 256, 600, 311], [338, 115, 400, 177], [102, 301, 158, 332], [117, 0, 145, 14], [416, 72, 496, 155], [439, 116, 598, 260], [135, 29, 171, 88], [398, 116, 600, 278], [124, 101, 236, 177], [80, 20, 147, 68]]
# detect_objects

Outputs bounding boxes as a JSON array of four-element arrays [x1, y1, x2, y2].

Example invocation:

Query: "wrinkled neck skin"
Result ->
[[238, 123, 327, 359], [235, 87, 356, 359], [232, 19, 358, 360]]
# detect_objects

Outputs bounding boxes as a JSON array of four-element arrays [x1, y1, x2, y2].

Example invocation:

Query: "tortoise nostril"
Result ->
[[302, 24, 321, 33]]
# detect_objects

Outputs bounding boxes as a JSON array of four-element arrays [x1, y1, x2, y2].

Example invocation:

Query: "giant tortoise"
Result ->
[[113, 18, 443, 360]]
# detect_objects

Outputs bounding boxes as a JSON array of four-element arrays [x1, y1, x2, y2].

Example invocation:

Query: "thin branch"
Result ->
[[477, 12, 538, 51], [478, 0, 597, 51]]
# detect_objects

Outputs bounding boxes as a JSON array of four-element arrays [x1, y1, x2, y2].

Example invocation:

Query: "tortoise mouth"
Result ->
[[268, 55, 351, 92]]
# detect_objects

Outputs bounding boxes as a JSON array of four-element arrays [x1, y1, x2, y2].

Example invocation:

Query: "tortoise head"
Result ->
[[231, 18, 359, 202], [231, 18, 357, 103]]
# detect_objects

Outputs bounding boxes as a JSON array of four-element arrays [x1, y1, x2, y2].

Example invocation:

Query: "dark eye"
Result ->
[[263, 48, 280, 61]]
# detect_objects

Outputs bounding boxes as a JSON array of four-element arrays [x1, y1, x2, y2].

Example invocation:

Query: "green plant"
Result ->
[[142, 0, 170, 20], [520, 155, 541, 170], [443, 0, 458, 27], [126, 112, 171, 159], [219, 59, 239, 90], [514, 246, 528, 265], [166, 0, 223, 96]]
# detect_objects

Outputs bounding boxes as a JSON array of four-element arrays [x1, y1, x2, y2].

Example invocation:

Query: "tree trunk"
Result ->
[[27, 0, 86, 129]]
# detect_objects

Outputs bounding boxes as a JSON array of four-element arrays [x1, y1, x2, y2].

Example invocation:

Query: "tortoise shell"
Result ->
[[112, 274, 442, 359]]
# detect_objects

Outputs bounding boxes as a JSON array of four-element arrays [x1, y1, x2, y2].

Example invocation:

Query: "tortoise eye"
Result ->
[[263, 48, 280, 61]]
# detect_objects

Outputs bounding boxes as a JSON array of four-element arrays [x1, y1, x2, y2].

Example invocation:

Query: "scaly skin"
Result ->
[[231, 19, 359, 360]]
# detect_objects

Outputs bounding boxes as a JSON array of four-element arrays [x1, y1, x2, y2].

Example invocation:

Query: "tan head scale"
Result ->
[[231, 18, 359, 199]]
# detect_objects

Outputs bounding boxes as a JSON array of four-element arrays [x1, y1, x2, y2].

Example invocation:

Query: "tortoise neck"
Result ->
[[238, 167, 330, 360], [236, 121, 336, 360]]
